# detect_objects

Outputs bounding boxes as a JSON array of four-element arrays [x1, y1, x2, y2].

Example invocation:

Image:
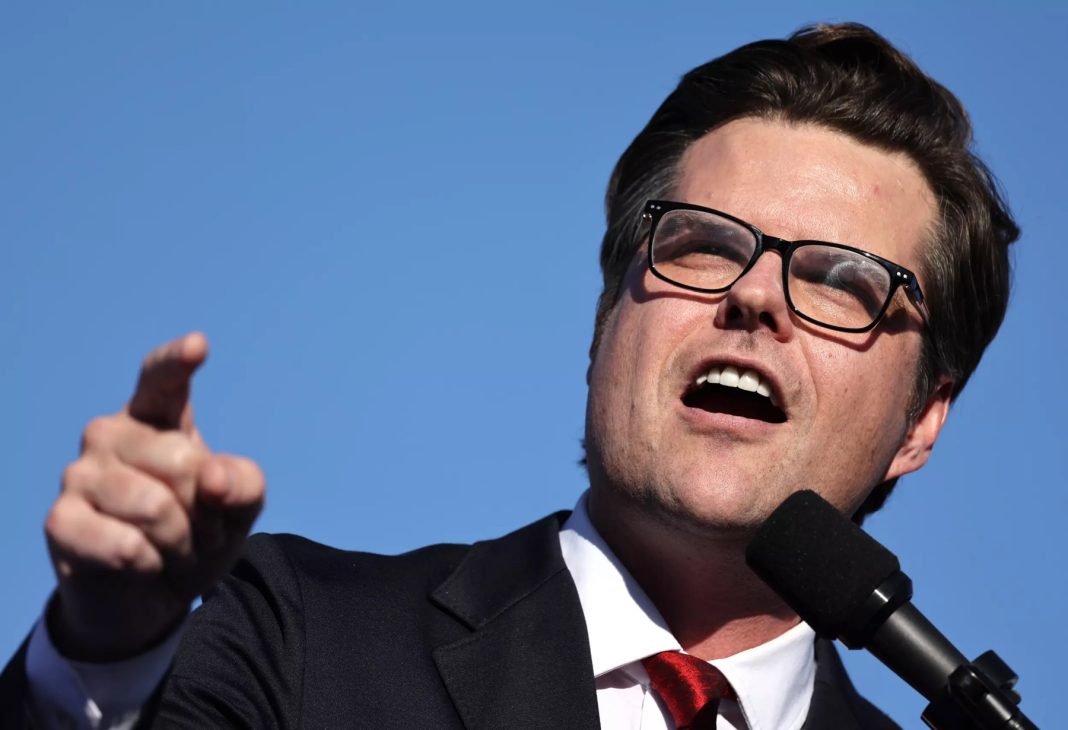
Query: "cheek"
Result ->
[[632, 278, 715, 347], [602, 281, 695, 367], [590, 292, 699, 424], [806, 337, 915, 438]]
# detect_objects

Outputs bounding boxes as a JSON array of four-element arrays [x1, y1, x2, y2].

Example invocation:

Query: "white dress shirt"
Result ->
[[559, 492, 816, 730], [26, 494, 816, 729], [26, 613, 182, 729]]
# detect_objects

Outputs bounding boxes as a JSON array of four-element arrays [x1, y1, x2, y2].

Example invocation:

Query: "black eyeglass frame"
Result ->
[[641, 200, 930, 334]]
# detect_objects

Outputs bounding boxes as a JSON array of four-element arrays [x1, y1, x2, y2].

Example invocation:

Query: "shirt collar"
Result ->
[[559, 490, 817, 730], [715, 619, 815, 730], [558, 491, 679, 677]]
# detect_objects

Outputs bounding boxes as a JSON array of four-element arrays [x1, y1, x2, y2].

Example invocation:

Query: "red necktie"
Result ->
[[642, 651, 736, 730]]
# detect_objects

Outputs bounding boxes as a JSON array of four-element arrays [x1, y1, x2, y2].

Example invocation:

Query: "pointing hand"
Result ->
[[45, 333, 265, 661]]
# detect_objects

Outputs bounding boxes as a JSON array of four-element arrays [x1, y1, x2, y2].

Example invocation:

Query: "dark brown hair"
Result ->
[[590, 23, 1019, 523]]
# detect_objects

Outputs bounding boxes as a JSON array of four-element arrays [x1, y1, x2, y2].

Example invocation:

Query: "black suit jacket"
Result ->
[[1, 512, 898, 728]]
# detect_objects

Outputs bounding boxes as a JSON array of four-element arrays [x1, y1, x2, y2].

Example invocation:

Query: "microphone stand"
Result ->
[[845, 574, 1040, 729], [920, 650, 1038, 730], [835, 572, 1039, 729]]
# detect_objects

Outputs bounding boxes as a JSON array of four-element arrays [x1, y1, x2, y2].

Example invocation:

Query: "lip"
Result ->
[[676, 398, 787, 437]]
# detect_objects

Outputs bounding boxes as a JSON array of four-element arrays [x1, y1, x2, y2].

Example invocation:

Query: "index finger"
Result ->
[[126, 332, 209, 432]]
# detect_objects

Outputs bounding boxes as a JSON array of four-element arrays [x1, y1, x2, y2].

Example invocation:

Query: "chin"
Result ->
[[644, 473, 784, 538]]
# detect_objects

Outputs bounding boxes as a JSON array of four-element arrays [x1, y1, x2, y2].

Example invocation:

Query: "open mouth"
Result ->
[[682, 365, 787, 424]]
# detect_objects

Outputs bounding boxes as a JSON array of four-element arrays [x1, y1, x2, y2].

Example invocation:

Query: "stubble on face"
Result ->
[[585, 118, 938, 543]]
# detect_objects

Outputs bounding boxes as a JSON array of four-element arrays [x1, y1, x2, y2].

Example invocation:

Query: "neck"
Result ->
[[587, 487, 799, 660]]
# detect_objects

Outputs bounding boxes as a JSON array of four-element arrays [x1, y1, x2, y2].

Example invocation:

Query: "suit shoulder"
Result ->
[[242, 531, 473, 595], [836, 690, 899, 729], [164, 533, 479, 726]]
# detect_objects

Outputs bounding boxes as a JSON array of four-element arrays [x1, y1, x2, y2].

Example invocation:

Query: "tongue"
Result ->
[[683, 385, 786, 423]]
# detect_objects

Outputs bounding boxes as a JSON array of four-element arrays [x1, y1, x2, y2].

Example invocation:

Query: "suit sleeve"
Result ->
[[151, 534, 307, 729], [0, 635, 35, 729]]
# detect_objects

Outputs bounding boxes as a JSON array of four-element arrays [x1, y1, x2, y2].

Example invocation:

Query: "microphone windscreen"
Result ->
[[745, 490, 901, 637]]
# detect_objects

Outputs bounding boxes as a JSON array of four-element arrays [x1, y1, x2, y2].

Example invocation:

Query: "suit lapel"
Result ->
[[430, 513, 600, 730], [802, 637, 899, 729]]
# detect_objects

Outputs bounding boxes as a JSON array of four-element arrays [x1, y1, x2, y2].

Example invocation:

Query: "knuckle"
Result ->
[[166, 441, 203, 477], [112, 530, 148, 569], [61, 461, 96, 493], [101, 464, 136, 500], [81, 416, 117, 450], [138, 487, 173, 525], [44, 496, 74, 540], [155, 511, 192, 553]]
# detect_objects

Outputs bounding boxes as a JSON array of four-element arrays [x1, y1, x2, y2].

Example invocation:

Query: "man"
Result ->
[[1, 22, 1017, 729]]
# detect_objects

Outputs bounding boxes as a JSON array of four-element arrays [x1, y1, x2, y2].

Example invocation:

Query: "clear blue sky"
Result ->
[[2, 3, 1063, 726]]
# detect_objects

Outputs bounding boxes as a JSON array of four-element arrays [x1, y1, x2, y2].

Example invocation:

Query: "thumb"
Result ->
[[127, 332, 208, 432], [198, 454, 266, 529], [192, 454, 266, 557]]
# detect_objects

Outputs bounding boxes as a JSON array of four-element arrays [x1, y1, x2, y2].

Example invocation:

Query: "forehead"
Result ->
[[675, 118, 937, 267]]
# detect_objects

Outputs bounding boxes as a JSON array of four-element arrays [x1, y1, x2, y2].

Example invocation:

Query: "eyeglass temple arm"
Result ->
[[902, 275, 931, 328]]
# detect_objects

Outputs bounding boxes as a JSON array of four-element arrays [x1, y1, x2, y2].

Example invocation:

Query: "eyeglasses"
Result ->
[[642, 200, 930, 333]]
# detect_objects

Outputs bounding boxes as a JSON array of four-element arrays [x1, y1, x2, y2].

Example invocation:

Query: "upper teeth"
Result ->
[[696, 366, 778, 407]]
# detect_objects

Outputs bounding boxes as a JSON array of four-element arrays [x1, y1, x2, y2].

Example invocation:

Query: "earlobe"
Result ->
[[883, 377, 954, 481]]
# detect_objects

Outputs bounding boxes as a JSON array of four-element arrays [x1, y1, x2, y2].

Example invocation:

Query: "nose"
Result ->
[[713, 251, 795, 340]]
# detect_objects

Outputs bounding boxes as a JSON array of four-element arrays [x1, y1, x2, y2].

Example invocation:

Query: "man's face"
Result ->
[[585, 118, 946, 537]]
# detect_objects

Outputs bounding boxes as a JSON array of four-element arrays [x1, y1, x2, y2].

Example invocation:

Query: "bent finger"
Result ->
[[46, 494, 165, 575], [80, 461, 194, 559]]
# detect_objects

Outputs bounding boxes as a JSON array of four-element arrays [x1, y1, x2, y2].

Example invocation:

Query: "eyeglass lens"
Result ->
[[650, 208, 892, 330]]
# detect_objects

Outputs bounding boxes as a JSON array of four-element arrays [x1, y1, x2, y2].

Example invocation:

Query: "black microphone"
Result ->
[[745, 490, 1037, 729], [744, 489, 964, 699]]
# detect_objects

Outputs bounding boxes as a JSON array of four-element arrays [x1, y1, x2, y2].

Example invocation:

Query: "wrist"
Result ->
[[46, 590, 188, 663]]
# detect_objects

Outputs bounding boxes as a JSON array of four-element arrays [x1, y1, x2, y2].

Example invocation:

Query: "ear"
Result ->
[[882, 376, 954, 481]]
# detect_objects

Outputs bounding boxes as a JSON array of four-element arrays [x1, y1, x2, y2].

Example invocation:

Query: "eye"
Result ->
[[662, 234, 749, 264], [653, 213, 755, 270], [821, 260, 888, 316], [789, 245, 893, 323]]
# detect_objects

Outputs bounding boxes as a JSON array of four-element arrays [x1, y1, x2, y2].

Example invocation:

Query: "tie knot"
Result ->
[[642, 651, 735, 730]]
